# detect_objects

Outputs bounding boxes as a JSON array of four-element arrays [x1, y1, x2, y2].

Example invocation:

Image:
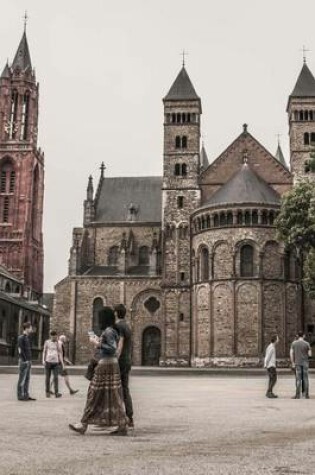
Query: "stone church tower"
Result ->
[[161, 66, 201, 364], [0, 31, 44, 297], [287, 61, 315, 182]]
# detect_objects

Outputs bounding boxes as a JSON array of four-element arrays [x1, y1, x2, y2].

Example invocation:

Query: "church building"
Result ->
[[53, 60, 315, 366]]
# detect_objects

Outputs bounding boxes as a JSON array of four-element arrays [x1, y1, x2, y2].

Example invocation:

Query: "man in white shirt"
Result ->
[[264, 335, 279, 398], [42, 330, 63, 398]]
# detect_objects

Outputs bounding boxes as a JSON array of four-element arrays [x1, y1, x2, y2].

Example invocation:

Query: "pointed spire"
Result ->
[[164, 66, 199, 101], [290, 63, 315, 97], [87, 175, 94, 201], [200, 143, 209, 170], [275, 143, 286, 166], [1, 62, 10, 79], [12, 31, 32, 72], [100, 162, 106, 178]]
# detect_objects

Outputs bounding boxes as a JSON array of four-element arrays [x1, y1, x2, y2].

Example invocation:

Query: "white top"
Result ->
[[43, 340, 62, 364], [264, 343, 276, 369]]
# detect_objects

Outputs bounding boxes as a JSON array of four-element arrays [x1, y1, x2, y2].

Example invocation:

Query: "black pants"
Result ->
[[267, 367, 277, 394], [120, 363, 133, 420], [45, 363, 59, 394]]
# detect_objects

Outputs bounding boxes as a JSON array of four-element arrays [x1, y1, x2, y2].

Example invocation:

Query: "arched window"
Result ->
[[108, 246, 119, 265], [0, 159, 15, 194], [237, 212, 243, 225], [227, 212, 233, 225], [9, 90, 18, 139], [299, 111, 304, 121], [240, 245, 254, 277], [269, 211, 275, 225], [20, 92, 30, 140], [252, 210, 258, 224], [206, 215, 211, 228], [244, 211, 251, 225], [304, 132, 310, 145], [139, 246, 150, 265], [176, 113, 181, 123], [310, 111, 314, 121], [175, 136, 181, 148], [174, 163, 181, 176], [181, 163, 187, 176], [220, 213, 226, 226], [187, 113, 191, 122], [177, 196, 184, 209], [261, 210, 268, 224], [305, 111, 309, 121], [182, 136, 187, 148], [31, 166, 39, 238], [92, 297, 104, 335], [213, 214, 219, 227], [311, 133, 315, 144], [172, 113, 176, 123], [182, 113, 186, 123], [200, 247, 209, 281]]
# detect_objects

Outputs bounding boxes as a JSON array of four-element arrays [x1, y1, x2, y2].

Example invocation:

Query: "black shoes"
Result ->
[[55, 393, 62, 398], [70, 389, 79, 395], [266, 392, 278, 398]]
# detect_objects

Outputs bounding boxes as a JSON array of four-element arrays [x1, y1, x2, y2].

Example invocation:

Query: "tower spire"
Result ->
[[23, 11, 28, 33]]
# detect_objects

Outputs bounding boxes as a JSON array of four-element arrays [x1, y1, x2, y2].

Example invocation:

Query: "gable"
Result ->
[[200, 131, 292, 204]]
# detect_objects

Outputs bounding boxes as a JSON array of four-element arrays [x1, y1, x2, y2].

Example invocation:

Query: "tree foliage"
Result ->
[[276, 180, 315, 297]]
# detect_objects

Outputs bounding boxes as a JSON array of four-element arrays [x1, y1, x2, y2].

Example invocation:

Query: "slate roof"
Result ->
[[200, 144, 210, 169], [95, 176, 162, 223], [0, 63, 10, 79], [275, 144, 286, 167], [12, 31, 32, 72], [0, 291, 50, 316], [164, 67, 199, 101], [203, 163, 280, 208], [291, 63, 315, 97]]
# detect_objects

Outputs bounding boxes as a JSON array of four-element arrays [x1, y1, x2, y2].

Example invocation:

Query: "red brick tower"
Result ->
[[0, 30, 44, 297]]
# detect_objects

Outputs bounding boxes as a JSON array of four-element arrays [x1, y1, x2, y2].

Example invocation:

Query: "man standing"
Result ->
[[114, 304, 134, 427], [290, 331, 312, 399], [264, 335, 279, 398], [17, 322, 36, 401], [56, 335, 78, 395], [42, 330, 63, 398]]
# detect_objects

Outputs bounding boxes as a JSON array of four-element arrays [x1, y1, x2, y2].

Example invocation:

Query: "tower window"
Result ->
[[177, 196, 184, 208], [9, 91, 18, 139], [182, 136, 187, 148], [0, 172, 6, 193], [174, 164, 181, 176], [3, 196, 9, 223], [304, 133, 310, 145], [20, 93, 30, 140], [175, 136, 181, 149], [181, 163, 187, 176], [9, 171, 15, 193], [200, 247, 209, 281], [240, 244, 254, 277]]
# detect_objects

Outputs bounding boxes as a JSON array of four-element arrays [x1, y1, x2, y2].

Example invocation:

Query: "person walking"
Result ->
[[50, 335, 79, 396], [17, 322, 36, 401], [42, 330, 63, 398], [290, 331, 312, 399], [264, 335, 279, 398], [69, 307, 128, 436], [114, 304, 134, 427]]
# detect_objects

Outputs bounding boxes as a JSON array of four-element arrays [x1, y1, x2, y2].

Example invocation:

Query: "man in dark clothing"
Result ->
[[290, 331, 312, 399], [17, 322, 36, 401], [114, 304, 134, 427]]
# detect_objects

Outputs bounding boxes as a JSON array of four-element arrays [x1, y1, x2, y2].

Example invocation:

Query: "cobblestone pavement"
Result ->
[[1, 373, 315, 475]]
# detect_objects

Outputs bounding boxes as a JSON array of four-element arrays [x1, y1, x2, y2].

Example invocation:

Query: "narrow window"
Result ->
[[252, 210, 258, 224], [305, 111, 309, 121], [213, 214, 219, 227], [174, 164, 181, 176], [269, 212, 275, 225], [182, 163, 187, 176], [299, 111, 304, 121], [180, 272, 185, 281], [175, 136, 181, 149], [244, 211, 251, 225], [177, 196, 184, 209], [200, 247, 209, 280], [227, 212, 233, 225], [294, 111, 298, 120], [182, 136, 187, 148], [9, 91, 18, 139], [187, 113, 191, 123], [304, 132, 310, 145], [108, 246, 119, 265], [240, 245, 254, 277], [0, 172, 6, 193], [20, 93, 30, 140], [310, 111, 314, 121], [176, 113, 181, 123], [237, 212, 243, 225], [311, 133, 315, 144], [3, 196, 9, 223], [206, 215, 211, 228], [182, 113, 186, 123], [9, 171, 15, 193], [172, 113, 176, 123], [179, 313, 184, 322], [139, 246, 150, 265], [261, 211, 268, 224], [220, 213, 227, 226]]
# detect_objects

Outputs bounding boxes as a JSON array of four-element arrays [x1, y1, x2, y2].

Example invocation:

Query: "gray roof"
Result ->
[[0, 63, 10, 79], [12, 32, 32, 72], [200, 144, 210, 169], [164, 67, 199, 101], [275, 144, 286, 167], [291, 63, 315, 97], [203, 163, 280, 208], [95, 176, 162, 223]]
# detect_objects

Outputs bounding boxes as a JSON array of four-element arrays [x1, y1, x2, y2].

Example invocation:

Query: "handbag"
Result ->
[[85, 358, 98, 381]]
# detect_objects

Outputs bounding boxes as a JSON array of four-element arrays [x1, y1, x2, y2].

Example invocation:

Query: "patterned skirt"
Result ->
[[81, 357, 127, 427]]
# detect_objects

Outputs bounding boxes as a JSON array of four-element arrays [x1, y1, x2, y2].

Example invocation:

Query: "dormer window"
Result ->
[[127, 203, 138, 221]]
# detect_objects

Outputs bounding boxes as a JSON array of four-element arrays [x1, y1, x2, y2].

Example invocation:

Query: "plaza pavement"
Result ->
[[1, 373, 315, 475]]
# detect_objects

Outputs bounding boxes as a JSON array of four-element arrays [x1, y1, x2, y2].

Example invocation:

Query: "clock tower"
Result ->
[[0, 29, 44, 297]]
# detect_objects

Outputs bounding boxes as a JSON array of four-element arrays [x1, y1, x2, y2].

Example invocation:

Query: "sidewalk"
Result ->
[[1, 365, 313, 376]]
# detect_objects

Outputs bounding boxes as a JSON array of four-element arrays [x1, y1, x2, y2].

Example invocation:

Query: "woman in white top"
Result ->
[[42, 330, 63, 398]]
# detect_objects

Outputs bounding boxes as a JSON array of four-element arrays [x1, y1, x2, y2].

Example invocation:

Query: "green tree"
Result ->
[[276, 180, 315, 297]]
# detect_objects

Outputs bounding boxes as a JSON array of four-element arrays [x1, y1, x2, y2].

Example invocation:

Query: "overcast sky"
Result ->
[[1, 0, 314, 291]]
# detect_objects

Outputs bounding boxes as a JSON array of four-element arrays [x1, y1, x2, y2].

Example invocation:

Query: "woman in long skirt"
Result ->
[[69, 307, 128, 436]]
